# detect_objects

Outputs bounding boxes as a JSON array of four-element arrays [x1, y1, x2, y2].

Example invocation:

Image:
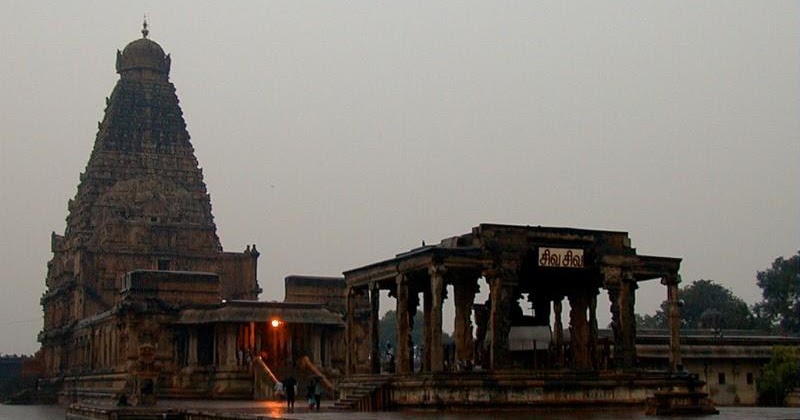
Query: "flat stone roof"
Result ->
[[175, 301, 343, 325]]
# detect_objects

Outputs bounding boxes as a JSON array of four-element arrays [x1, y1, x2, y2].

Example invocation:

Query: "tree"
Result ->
[[636, 279, 757, 330], [635, 313, 666, 329], [754, 251, 800, 335], [378, 310, 452, 352], [757, 346, 800, 406]]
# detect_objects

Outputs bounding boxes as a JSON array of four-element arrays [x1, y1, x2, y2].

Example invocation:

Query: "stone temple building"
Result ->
[[35, 27, 729, 413], [337, 224, 717, 412], [38, 27, 347, 403], [344, 224, 686, 376]]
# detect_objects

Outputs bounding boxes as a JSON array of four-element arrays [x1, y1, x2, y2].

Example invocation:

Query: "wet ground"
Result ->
[[1, 401, 798, 420]]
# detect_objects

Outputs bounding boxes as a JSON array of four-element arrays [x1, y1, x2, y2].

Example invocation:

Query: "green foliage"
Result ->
[[754, 251, 800, 335], [378, 310, 452, 351], [635, 312, 666, 329], [757, 346, 800, 406], [636, 279, 757, 330], [378, 310, 401, 350], [678, 280, 756, 329]]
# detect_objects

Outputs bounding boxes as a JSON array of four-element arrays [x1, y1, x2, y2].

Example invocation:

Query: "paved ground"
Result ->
[[165, 399, 340, 419], [71, 400, 800, 420], [78, 399, 650, 420]]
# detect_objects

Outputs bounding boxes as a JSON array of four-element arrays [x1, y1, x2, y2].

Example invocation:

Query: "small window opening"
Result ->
[[746, 372, 754, 385], [718, 372, 726, 385], [158, 259, 170, 270]]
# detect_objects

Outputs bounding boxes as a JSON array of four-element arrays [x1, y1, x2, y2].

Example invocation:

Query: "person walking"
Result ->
[[313, 377, 323, 411], [283, 376, 297, 411], [306, 381, 315, 409]]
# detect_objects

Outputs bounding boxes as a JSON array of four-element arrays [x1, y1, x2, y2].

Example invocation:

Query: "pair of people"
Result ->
[[278, 376, 321, 411], [306, 377, 322, 410]]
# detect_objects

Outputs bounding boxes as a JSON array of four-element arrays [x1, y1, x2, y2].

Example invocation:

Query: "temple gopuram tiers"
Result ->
[[38, 27, 344, 404], [40, 25, 257, 383]]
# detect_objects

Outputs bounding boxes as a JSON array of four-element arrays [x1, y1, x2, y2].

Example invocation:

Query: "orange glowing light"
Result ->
[[270, 319, 281, 328]]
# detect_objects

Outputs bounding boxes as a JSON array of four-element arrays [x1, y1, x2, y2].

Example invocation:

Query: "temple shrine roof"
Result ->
[[116, 19, 171, 77]]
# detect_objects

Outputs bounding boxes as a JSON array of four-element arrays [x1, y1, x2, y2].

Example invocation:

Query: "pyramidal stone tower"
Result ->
[[39, 26, 260, 377]]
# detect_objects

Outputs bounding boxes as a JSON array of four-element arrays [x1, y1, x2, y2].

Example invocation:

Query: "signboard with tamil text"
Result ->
[[538, 247, 584, 268]]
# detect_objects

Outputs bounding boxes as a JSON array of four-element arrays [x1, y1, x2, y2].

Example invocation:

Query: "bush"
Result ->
[[757, 346, 800, 406]]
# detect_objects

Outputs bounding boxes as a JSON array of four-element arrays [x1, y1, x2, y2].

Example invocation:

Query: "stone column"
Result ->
[[408, 291, 420, 372], [187, 327, 198, 366], [589, 292, 599, 371], [226, 324, 238, 367], [345, 287, 354, 374], [249, 322, 256, 351], [429, 265, 445, 372], [217, 324, 228, 367], [395, 274, 411, 374], [283, 324, 290, 367], [663, 274, 682, 371], [568, 291, 591, 370], [312, 328, 321, 365], [487, 264, 518, 370], [111, 327, 119, 367], [422, 287, 432, 372], [454, 277, 477, 365], [473, 303, 489, 368], [553, 298, 564, 367], [603, 267, 624, 369], [619, 274, 638, 369], [369, 283, 380, 374]]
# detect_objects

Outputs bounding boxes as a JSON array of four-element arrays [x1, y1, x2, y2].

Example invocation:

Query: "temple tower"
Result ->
[[39, 26, 260, 376]]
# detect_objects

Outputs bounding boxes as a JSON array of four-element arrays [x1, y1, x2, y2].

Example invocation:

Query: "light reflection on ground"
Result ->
[[2, 401, 798, 420]]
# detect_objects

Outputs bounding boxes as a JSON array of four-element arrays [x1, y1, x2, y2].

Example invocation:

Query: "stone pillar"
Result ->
[[114, 327, 120, 367], [345, 287, 354, 374], [312, 328, 321, 365], [473, 303, 489, 368], [429, 265, 445, 372], [487, 264, 518, 370], [553, 298, 564, 367], [187, 327, 198, 366], [422, 287, 432, 371], [408, 291, 420, 372], [283, 324, 290, 367], [454, 277, 477, 364], [249, 322, 256, 351], [589, 292, 599, 371], [568, 291, 591, 370], [619, 274, 638, 369], [226, 324, 238, 367], [603, 267, 624, 369], [395, 274, 411, 374], [663, 274, 682, 371], [369, 283, 380, 374]]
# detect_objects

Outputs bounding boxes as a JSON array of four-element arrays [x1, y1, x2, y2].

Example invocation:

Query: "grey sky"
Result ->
[[1, 2, 797, 355]]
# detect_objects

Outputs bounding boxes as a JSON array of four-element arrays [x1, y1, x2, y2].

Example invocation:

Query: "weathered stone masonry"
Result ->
[[344, 224, 685, 375]]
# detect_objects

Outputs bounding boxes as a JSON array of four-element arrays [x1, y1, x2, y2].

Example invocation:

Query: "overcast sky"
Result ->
[[1, 2, 797, 355]]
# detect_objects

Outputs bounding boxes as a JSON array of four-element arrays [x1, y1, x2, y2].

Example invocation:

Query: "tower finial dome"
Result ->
[[115, 23, 170, 78]]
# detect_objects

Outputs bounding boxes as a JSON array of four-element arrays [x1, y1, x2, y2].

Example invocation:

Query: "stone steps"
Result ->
[[332, 379, 390, 411]]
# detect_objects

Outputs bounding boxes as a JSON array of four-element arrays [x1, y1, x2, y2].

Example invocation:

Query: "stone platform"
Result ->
[[337, 370, 714, 411]]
